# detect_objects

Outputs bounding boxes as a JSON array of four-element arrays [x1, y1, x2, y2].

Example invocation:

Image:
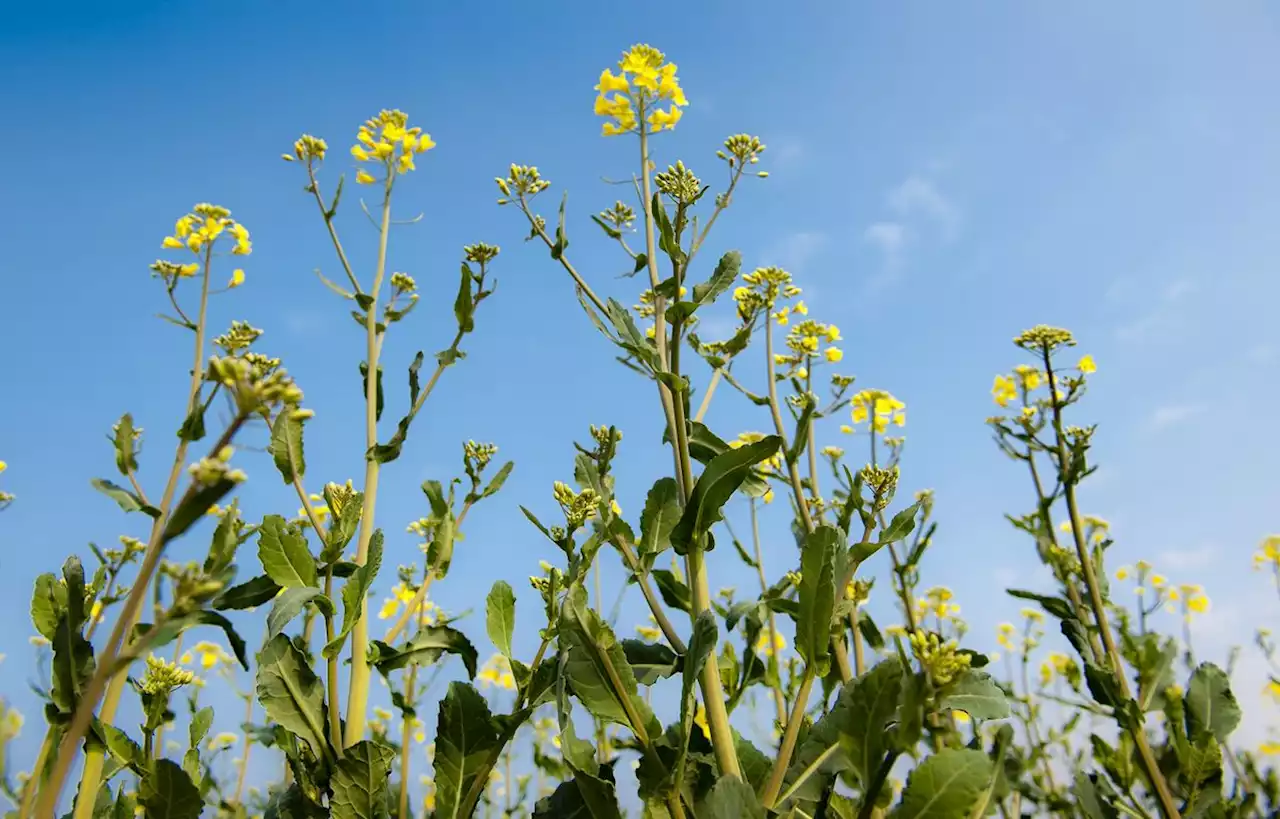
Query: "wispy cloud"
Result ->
[[1148, 404, 1205, 431], [888, 175, 962, 240], [1115, 277, 1196, 342], [1157, 546, 1215, 571], [863, 222, 907, 269]]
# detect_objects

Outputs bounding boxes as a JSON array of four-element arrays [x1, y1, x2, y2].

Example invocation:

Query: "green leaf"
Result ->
[[559, 598, 655, 732], [91, 478, 160, 517], [188, 707, 213, 751], [550, 192, 570, 262], [323, 532, 383, 659], [890, 748, 994, 819], [130, 611, 249, 670], [163, 475, 238, 542], [31, 572, 61, 641], [650, 570, 692, 613], [269, 411, 306, 485], [321, 486, 364, 563], [434, 682, 502, 819], [939, 670, 1010, 720], [258, 515, 317, 588], [677, 611, 717, 781], [138, 759, 203, 819], [371, 624, 479, 679], [703, 776, 765, 819], [112, 413, 140, 475], [479, 460, 514, 500], [621, 640, 680, 685], [691, 251, 742, 307], [831, 659, 907, 786], [1073, 772, 1121, 819], [255, 634, 330, 761], [329, 740, 396, 819], [213, 575, 281, 611], [268, 587, 334, 639], [638, 478, 681, 557], [877, 501, 921, 546], [486, 580, 516, 658], [670, 435, 782, 555], [797, 525, 841, 677], [359, 361, 384, 422], [533, 766, 622, 819], [203, 500, 243, 575], [97, 721, 144, 773], [1186, 663, 1241, 742], [1005, 589, 1075, 622]]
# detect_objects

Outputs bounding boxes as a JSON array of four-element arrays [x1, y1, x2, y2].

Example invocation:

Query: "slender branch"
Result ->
[[760, 666, 815, 807], [613, 534, 686, 653]]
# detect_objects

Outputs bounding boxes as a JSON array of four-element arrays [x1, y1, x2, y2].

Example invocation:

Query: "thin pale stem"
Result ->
[[52, 245, 218, 819], [749, 500, 787, 727], [760, 667, 815, 807], [613, 535, 686, 653], [343, 170, 395, 748], [693, 369, 722, 424], [233, 695, 254, 805], [1042, 347, 1180, 819]]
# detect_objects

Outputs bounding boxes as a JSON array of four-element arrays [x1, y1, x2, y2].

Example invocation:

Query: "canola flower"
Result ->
[[848, 389, 906, 434], [181, 640, 236, 671], [478, 653, 517, 691], [593, 44, 688, 136], [346, 109, 435, 182]]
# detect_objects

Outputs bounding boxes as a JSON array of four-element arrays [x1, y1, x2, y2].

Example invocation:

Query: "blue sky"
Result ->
[[2, 0, 1279, 805]]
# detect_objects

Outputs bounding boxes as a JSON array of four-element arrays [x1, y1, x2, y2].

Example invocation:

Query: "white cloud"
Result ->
[[1156, 546, 1216, 571], [864, 222, 907, 269], [1148, 404, 1205, 431], [763, 231, 827, 273], [888, 175, 961, 240], [1115, 277, 1196, 342]]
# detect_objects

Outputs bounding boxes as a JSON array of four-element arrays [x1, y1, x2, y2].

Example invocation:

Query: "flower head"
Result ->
[[593, 45, 688, 136]]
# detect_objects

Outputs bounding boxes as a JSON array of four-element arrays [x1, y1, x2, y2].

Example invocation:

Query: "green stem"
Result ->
[[760, 666, 815, 807], [1041, 346, 1180, 819], [343, 170, 395, 748], [856, 752, 899, 819], [748, 500, 788, 728], [51, 244, 217, 819]]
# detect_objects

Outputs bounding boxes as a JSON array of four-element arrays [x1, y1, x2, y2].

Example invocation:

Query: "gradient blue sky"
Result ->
[[2, 0, 1279, 803]]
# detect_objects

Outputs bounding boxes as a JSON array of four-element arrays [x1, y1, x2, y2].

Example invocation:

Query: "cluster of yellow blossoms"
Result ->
[[478, 653, 517, 691], [349, 109, 435, 184], [180, 640, 236, 671], [778, 313, 844, 370], [1255, 535, 1280, 572], [1037, 652, 1081, 689], [154, 203, 250, 288], [377, 584, 435, 624], [593, 44, 688, 136], [846, 389, 906, 434], [733, 266, 801, 322], [991, 355, 1094, 409]]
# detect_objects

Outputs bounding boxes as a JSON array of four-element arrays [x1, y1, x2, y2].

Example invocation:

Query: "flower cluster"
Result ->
[[552, 481, 600, 529], [188, 446, 247, 487], [593, 44, 688, 136], [848, 389, 906, 433], [774, 313, 844, 373], [478, 653, 517, 691], [909, 630, 972, 685], [350, 109, 435, 183], [1038, 652, 1081, 690], [180, 640, 237, 672], [733, 266, 800, 322], [139, 654, 195, 695]]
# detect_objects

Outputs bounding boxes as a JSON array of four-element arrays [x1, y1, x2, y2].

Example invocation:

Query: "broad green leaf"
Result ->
[[268, 587, 334, 639], [263, 784, 325, 819], [690, 251, 742, 307], [797, 525, 842, 677], [51, 562, 95, 714], [650, 570, 692, 613], [833, 659, 907, 785], [258, 515, 317, 588], [1005, 589, 1075, 622], [621, 640, 680, 686], [31, 572, 61, 641], [890, 748, 993, 819], [939, 670, 1010, 720], [877, 501, 921, 546], [112, 413, 140, 475], [163, 476, 237, 541], [479, 460, 514, 500], [188, 707, 213, 750], [533, 765, 621, 819], [735, 731, 772, 791], [1186, 663, 1241, 742], [203, 500, 243, 575], [703, 776, 765, 819], [370, 624, 478, 679], [1073, 772, 1121, 819], [91, 478, 160, 518], [560, 597, 656, 733], [255, 634, 330, 761], [677, 611, 717, 781], [670, 435, 782, 555], [213, 574, 281, 611], [455, 262, 475, 332], [131, 611, 249, 671], [486, 580, 516, 658], [329, 740, 396, 819], [323, 532, 383, 659], [138, 759, 202, 819], [434, 682, 501, 819], [111, 787, 138, 819], [269, 411, 306, 484], [638, 477, 680, 557], [97, 721, 143, 773]]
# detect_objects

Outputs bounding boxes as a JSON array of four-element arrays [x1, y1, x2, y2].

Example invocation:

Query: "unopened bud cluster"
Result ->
[[390, 272, 417, 293], [552, 481, 600, 528], [718, 134, 766, 168], [1014, 325, 1076, 353], [285, 134, 329, 162], [464, 243, 501, 265], [189, 446, 247, 487], [464, 440, 498, 472], [496, 165, 550, 203], [654, 161, 702, 203], [140, 654, 195, 695], [214, 321, 264, 356], [860, 464, 900, 509], [909, 630, 972, 686]]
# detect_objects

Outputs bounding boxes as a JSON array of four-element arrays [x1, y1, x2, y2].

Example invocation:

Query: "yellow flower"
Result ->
[[647, 106, 683, 132], [1115, 566, 1129, 581], [635, 622, 662, 642], [952, 711, 970, 724], [378, 598, 400, 620], [825, 347, 843, 363], [839, 424, 853, 434], [229, 269, 245, 288], [0, 461, 6, 474], [1265, 680, 1280, 701], [825, 324, 841, 342], [596, 69, 630, 94], [162, 236, 184, 249], [762, 488, 775, 504], [356, 169, 376, 185], [351, 145, 369, 161], [991, 375, 1017, 408], [191, 641, 232, 670], [1078, 354, 1096, 374], [178, 263, 198, 277], [774, 306, 790, 326], [1261, 742, 1280, 756], [793, 301, 808, 316], [693, 704, 710, 740], [754, 631, 787, 657], [1150, 574, 1166, 587]]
